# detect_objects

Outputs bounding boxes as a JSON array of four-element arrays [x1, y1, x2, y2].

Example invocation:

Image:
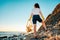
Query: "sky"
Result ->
[[0, 0, 60, 32]]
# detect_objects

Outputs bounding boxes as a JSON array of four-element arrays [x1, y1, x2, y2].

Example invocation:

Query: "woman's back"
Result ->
[[32, 8, 40, 15]]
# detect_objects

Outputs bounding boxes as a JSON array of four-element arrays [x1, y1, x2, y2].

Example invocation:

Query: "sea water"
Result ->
[[0, 32, 26, 40]]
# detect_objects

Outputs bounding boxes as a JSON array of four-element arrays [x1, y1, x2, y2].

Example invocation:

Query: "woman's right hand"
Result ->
[[42, 15, 45, 20]]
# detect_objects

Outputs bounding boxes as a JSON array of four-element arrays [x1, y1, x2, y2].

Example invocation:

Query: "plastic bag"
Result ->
[[26, 20, 33, 32]]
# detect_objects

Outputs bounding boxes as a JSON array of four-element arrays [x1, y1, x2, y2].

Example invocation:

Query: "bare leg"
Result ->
[[34, 24, 37, 37], [42, 21, 47, 30]]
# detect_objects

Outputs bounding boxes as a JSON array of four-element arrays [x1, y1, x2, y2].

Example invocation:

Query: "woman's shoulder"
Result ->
[[32, 8, 40, 10]]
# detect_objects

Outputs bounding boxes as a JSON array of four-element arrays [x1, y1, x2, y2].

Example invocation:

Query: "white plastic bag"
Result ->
[[26, 20, 33, 32]]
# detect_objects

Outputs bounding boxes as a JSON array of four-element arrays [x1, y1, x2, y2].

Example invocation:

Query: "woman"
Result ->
[[29, 3, 47, 38]]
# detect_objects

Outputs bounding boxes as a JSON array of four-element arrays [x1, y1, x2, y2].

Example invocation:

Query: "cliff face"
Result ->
[[39, 3, 60, 30], [45, 3, 60, 26]]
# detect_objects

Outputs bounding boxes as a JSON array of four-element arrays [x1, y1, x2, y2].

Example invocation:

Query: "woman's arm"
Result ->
[[39, 11, 45, 20], [28, 13, 33, 21]]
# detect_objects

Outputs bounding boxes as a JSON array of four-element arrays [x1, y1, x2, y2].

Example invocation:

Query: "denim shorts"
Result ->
[[32, 15, 42, 24]]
